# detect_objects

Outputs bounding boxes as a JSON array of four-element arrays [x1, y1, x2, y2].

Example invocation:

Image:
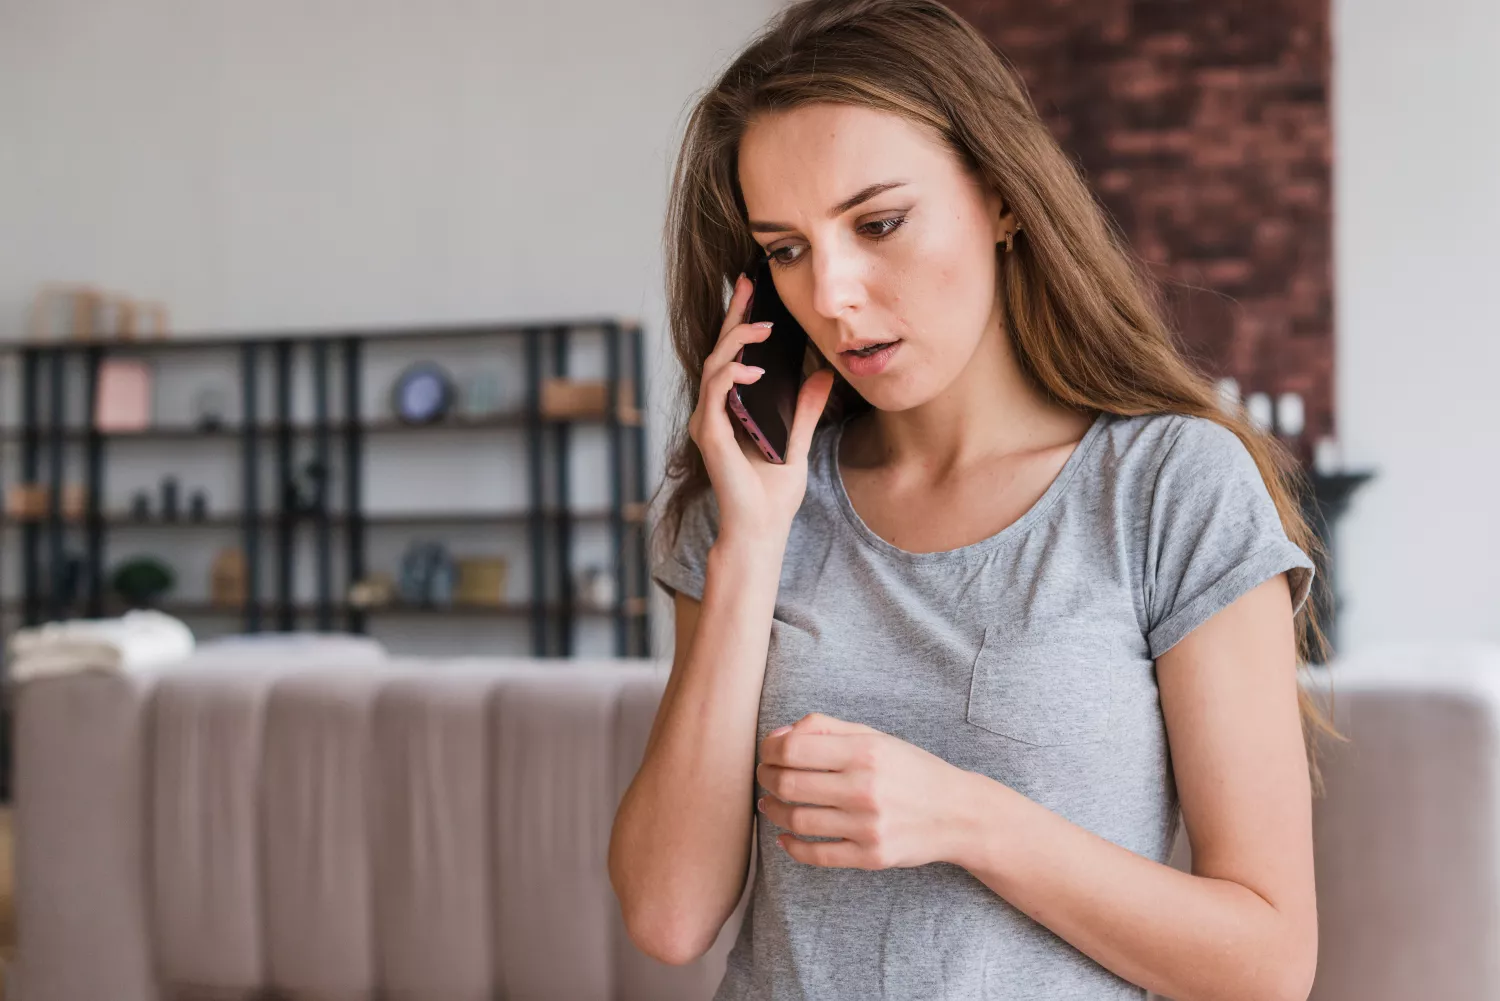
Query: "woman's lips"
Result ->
[[841, 340, 901, 376]]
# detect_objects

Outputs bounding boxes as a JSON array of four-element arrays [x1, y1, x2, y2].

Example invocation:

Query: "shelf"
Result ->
[[0, 407, 644, 443], [0, 316, 643, 353], [0, 319, 654, 658], [1, 597, 649, 619], [0, 503, 648, 529]]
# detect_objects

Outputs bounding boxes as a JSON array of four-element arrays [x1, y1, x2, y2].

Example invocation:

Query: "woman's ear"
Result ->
[[983, 186, 1016, 243]]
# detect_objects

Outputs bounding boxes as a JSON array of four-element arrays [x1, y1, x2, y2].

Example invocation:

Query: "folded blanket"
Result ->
[[6, 609, 195, 682]]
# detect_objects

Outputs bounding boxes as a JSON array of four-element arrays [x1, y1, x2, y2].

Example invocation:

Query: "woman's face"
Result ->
[[738, 102, 1013, 412]]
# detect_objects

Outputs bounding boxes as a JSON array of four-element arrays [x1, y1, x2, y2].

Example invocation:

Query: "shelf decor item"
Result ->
[[1214, 376, 1240, 415], [460, 371, 503, 418], [130, 491, 152, 521], [6, 484, 48, 521], [192, 386, 229, 432], [348, 573, 395, 609], [429, 555, 457, 608], [391, 362, 456, 425], [456, 557, 508, 606], [397, 542, 429, 605], [27, 283, 103, 341], [398, 541, 458, 607], [105, 296, 170, 341], [210, 548, 246, 607], [27, 286, 171, 343], [1313, 436, 1342, 476], [1275, 391, 1306, 438], [539, 377, 636, 419], [577, 565, 616, 608], [293, 460, 328, 516], [111, 556, 175, 608], [1245, 391, 1274, 433], [95, 358, 153, 432], [189, 490, 209, 522], [282, 458, 327, 517], [160, 476, 180, 521], [62, 483, 87, 521]]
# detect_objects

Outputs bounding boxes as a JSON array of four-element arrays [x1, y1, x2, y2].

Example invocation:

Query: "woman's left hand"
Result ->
[[756, 712, 978, 869]]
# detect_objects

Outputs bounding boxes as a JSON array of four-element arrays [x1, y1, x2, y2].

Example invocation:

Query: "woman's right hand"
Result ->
[[687, 272, 836, 546]]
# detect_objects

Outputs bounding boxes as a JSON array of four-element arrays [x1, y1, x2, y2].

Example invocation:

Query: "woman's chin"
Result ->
[[843, 376, 926, 414]]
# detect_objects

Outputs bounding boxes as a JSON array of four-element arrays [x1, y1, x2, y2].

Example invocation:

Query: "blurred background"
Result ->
[[0, 1, 1495, 999], [4, 0, 1494, 663]]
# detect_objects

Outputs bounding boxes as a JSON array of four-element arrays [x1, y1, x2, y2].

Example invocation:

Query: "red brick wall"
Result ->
[[951, 0, 1334, 457]]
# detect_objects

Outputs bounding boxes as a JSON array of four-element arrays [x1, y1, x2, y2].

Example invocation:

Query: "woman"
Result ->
[[610, 1, 1340, 998]]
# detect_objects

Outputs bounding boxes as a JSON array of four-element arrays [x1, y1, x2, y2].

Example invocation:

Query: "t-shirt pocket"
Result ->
[[965, 624, 1114, 746]]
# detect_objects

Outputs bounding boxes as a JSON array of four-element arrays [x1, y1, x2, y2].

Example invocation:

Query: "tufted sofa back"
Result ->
[[11, 650, 748, 1001]]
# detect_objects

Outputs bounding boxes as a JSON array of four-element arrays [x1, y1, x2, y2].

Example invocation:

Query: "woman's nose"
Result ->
[[808, 251, 868, 320]]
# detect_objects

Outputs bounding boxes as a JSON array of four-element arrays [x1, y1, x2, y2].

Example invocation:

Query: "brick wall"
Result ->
[[951, 0, 1335, 458]]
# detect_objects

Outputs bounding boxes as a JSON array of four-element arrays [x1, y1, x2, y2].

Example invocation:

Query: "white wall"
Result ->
[[0, 0, 778, 656], [1332, 0, 1500, 650]]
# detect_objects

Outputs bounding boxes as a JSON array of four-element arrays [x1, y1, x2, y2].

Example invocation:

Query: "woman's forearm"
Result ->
[[610, 534, 784, 964], [946, 771, 1314, 1001]]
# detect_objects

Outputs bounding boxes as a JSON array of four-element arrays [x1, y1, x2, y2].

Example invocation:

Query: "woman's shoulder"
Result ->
[[1092, 410, 1254, 482], [1077, 411, 1279, 532], [1095, 412, 1314, 655]]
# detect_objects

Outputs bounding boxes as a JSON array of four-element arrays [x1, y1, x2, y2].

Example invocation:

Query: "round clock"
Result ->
[[391, 362, 456, 425]]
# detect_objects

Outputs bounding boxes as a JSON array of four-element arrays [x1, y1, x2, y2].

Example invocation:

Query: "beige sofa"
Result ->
[[8, 640, 1499, 1000], [10, 645, 746, 1001], [1303, 644, 1500, 1001]]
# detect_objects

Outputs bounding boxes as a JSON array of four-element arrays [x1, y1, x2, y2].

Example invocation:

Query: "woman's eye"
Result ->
[[765, 215, 907, 268], [861, 216, 906, 239]]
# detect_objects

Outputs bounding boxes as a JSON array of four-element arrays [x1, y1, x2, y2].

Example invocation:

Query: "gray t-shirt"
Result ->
[[650, 409, 1315, 1000]]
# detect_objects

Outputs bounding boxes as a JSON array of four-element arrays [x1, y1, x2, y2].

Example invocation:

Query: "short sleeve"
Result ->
[[649, 485, 720, 602], [1143, 416, 1315, 659]]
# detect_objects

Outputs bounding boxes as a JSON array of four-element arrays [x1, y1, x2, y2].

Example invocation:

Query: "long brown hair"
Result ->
[[651, 0, 1345, 791]]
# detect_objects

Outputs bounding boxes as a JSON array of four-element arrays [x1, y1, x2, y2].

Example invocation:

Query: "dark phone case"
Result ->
[[727, 255, 809, 463]]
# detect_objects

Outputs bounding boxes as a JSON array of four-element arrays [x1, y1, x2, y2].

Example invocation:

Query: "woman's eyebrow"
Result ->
[[748, 180, 910, 233]]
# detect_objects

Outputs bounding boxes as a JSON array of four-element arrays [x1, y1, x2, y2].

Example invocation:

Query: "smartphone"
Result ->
[[727, 252, 810, 464]]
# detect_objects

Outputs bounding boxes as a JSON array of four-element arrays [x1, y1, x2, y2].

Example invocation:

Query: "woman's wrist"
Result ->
[[710, 527, 790, 572], [939, 768, 1022, 876]]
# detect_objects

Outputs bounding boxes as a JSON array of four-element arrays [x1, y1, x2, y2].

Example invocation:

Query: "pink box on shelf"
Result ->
[[94, 359, 153, 432]]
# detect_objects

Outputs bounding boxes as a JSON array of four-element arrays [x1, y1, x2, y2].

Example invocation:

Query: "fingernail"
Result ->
[[738, 272, 746, 284], [748, 366, 765, 376], [754, 321, 774, 328], [756, 797, 765, 812], [769, 724, 792, 737]]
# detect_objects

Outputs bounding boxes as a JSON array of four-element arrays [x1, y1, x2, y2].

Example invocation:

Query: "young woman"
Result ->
[[610, 1, 1340, 998]]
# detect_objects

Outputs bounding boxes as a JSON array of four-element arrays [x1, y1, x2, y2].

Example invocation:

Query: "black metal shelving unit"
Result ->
[[0, 318, 653, 659]]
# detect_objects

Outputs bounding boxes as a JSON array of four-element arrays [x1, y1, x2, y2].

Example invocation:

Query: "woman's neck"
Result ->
[[841, 330, 1093, 480]]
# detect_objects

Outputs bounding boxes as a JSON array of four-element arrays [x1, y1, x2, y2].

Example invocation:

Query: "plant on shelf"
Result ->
[[111, 557, 175, 609]]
